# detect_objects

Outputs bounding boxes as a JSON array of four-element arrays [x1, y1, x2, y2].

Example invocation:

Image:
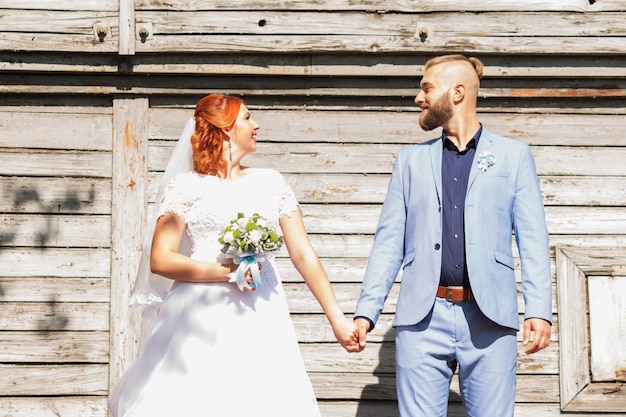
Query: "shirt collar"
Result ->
[[442, 125, 483, 153]]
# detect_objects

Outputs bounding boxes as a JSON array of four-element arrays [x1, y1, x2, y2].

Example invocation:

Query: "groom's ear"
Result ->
[[452, 83, 466, 104]]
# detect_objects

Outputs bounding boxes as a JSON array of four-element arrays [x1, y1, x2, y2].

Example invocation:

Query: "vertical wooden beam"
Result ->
[[119, 0, 135, 55], [109, 97, 149, 391], [556, 247, 590, 410]]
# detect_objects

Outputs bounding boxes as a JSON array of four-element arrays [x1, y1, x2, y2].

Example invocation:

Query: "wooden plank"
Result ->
[[0, 177, 111, 214], [292, 314, 560, 343], [0, 150, 112, 177], [0, 397, 107, 417], [100, 52, 626, 78], [0, 277, 109, 302], [0, 110, 112, 151], [0, 10, 118, 33], [0, 248, 110, 278], [0, 1, 117, 10], [0, 303, 108, 331], [119, 0, 135, 55], [109, 98, 149, 390], [555, 246, 590, 409], [134, 0, 626, 13], [3, 73, 626, 101], [566, 381, 626, 412], [295, 204, 626, 235], [282, 283, 558, 316], [0, 364, 108, 396], [587, 276, 626, 381], [318, 401, 615, 417], [0, 331, 108, 362], [303, 234, 626, 259], [149, 108, 626, 146], [0, 214, 110, 247], [309, 373, 559, 402], [128, 11, 626, 54], [134, 11, 626, 37], [0, 9, 119, 53], [292, 314, 396, 343], [540, 176, 626, 206], [136, 31, 626, 54], [150, 141, 626, 176], [0, 52, 120, 73], [300, 343, 559, 374], [128, 52, 626, 78]]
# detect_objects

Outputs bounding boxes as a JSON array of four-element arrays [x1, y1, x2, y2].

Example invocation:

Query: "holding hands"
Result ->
[[330, 317, 361, 353]]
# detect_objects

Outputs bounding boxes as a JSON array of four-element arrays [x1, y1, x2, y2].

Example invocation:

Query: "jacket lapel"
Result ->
[[429, 137, 443, 209], [468, 129, 495, 191]]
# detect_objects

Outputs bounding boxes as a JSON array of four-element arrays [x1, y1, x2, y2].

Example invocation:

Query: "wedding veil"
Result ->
[[129, 117, 195, 343]]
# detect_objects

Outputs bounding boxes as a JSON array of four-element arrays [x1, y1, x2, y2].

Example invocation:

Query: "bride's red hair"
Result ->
[[191, 94, 244, 177]]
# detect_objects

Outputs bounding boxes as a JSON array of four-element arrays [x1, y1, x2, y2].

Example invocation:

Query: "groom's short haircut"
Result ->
[[424, 54, 484, 80]]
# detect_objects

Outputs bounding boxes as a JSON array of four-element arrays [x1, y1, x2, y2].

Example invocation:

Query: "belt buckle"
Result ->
[[445, 287, 454, 302]]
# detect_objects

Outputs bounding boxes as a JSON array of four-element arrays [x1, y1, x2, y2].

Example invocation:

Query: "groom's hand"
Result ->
[[353, 318, 370, 352]]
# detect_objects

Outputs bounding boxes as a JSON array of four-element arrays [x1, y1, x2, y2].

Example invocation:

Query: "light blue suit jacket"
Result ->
[[355, 128, 552, 330]]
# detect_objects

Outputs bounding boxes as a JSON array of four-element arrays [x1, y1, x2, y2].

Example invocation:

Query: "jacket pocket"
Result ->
[[494, 250, 514, 270], [403, 249, 416, 269]]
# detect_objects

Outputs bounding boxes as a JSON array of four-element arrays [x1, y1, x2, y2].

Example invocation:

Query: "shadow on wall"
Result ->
[[0, 185, 91, 330], [0, 186, 91, 247]]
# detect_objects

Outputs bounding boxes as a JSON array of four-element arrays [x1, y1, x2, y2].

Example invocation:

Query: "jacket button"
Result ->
[[434, 243, 441, 250]]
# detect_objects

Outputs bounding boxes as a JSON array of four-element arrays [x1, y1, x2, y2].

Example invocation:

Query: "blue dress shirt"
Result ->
[[440, 126, 482, 287]]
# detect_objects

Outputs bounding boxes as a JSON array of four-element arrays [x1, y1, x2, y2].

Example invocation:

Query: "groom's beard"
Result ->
[[419, 91, 453, 131]]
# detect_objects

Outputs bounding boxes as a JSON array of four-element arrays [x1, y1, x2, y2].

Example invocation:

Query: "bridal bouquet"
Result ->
[[218, 212, 284, 290]]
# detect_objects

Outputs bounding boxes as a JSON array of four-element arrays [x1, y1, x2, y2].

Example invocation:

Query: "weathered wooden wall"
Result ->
[[1, 0, 626, 416]]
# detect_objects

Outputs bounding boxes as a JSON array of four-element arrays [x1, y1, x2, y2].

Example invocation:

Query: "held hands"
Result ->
[[331, 317, 361, 353], [523, 317, 551, 354], [352, 317, 370, 353]]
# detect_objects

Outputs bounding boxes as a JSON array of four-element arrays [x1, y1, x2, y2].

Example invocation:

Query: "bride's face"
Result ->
[[230, 104, 260, 156]]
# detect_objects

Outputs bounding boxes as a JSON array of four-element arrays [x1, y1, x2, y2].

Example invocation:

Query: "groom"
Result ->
[[353, 55, 552, 416]]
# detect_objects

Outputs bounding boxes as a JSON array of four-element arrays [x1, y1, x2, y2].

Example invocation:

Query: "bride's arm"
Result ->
[[280, 208, 360, 352], [150, 212, 234, 283]]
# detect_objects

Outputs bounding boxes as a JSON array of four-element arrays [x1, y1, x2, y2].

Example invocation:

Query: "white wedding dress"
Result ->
[[108, 168, 321, 417]]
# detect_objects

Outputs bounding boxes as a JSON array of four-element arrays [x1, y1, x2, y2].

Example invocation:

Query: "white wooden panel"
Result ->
[[0, 110, 112, 151], [588, 275, 626, 381], [150, 141, 626, 176], [0, 1, 117, 10], [0, 150, 112, 177], [109, 98, 149, 389], [0, 364, 108, 396], [0, 214, 110, 247], [0, 397, 107, 417], [0, 277, 108, 302], [0, 248, 110, 278], [134, 0, 626, 12], [148, 108, 626, 147], [0, 10, 118, 52], [0, 303, 109, 331], [0, 331, 108, 362]]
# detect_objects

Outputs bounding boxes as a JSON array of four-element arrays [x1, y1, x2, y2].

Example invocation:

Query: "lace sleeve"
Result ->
[[277, 172, 300, 217], [157, 174, 191, 220]]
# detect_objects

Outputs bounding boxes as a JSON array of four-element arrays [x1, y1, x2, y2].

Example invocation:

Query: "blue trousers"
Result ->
[[395, 298, 517, 417]]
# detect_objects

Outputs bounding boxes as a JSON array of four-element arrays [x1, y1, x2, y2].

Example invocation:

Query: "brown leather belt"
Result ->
[[436, 285, 474, 302]]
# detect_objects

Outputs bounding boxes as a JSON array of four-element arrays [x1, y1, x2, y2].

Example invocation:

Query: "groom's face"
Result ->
[[418, 90, 453, 131], [415, 67, 454, 131]]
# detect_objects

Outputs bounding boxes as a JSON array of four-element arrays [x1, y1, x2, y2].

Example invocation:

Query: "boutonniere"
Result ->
[[476, 151, 496, 173]]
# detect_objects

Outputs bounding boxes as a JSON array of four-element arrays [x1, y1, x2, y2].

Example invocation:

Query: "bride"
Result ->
[[108, 93, 360, 417]]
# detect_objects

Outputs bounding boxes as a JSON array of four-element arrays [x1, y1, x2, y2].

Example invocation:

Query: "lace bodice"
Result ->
[[157, 168, 298, 262]]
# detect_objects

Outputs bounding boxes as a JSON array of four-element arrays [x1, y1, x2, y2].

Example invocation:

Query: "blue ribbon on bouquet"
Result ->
[[229, 254, 263, 291]]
